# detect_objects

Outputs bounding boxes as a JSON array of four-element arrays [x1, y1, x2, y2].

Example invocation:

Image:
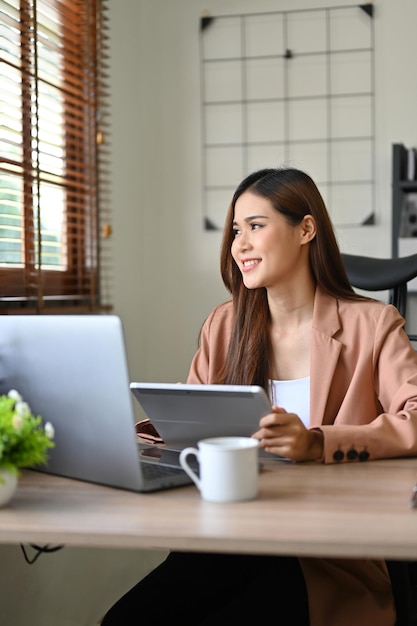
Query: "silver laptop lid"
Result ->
[[0, 315, 189, 491]]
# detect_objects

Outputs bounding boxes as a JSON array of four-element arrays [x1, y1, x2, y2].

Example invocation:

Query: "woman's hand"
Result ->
[[252, 405, 324, 462]]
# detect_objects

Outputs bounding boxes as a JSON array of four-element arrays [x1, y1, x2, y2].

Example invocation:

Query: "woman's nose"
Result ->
[[236, 230, 250, 250], [237, 232, 251, 251]]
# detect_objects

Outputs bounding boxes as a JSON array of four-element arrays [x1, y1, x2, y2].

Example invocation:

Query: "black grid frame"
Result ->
[[199, 3, 375, 231]]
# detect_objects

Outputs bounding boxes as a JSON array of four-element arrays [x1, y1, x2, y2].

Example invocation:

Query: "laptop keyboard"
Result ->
[[141, 460, 188, 480]]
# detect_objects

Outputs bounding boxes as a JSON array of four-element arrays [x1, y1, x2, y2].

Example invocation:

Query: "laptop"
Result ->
[[0, 314, 192, 492], [130, 382, 273, 452]]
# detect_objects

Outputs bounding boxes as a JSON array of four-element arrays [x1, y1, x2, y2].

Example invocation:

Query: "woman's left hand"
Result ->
[[252, 405, 323, 462]]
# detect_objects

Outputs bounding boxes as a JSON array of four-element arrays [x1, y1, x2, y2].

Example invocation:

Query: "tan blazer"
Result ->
[[187, 286, 417, 626]]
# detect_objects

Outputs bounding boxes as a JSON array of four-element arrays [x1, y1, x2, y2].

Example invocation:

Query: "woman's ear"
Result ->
[[300, 215, 317, 244]]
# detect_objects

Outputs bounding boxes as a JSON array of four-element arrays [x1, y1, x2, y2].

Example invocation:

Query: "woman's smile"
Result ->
[[241, 258, 261, 272]]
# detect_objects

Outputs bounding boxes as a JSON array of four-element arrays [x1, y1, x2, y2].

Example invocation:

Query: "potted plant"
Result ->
[[0, 389, 55, 506]]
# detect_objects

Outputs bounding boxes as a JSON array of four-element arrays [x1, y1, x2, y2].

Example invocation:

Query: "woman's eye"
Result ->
[[232, 228, 241, 237], [251, 223, 262, 230]]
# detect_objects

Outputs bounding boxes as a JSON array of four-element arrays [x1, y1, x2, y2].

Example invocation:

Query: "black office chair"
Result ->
[[386, 561, 417, 626], [341, 252, 417, 341], [342, 252, 417, 625]]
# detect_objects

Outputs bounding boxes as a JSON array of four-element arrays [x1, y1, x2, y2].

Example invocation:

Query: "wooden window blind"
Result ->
[[0, 0, 112, 313]]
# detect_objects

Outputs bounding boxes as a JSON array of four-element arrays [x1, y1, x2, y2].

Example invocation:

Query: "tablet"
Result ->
[[130, 382, 272, 449]]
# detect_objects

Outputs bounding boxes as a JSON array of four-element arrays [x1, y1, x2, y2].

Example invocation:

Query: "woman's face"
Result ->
[[231, 191, 314, 292]]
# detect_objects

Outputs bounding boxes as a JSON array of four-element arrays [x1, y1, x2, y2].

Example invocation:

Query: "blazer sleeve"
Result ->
[[320, 304, 417, 463]]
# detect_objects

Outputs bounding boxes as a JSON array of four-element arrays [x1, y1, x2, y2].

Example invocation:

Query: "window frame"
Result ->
[[0, 0, 111, 314]]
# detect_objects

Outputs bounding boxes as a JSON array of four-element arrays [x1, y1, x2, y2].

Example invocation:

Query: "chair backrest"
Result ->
[[341, 253, 417, 341]]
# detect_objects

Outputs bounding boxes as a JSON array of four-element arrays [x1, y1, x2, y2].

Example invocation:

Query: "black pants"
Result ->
[[100, 552, 310, 625]]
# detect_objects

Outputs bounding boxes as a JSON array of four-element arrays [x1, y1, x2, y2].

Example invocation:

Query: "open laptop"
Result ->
[[130, 382, 272, 452], [0, 315, 192, 492]]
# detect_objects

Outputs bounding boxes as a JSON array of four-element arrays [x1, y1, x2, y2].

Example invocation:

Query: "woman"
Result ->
[[102, 167, 417, 626]]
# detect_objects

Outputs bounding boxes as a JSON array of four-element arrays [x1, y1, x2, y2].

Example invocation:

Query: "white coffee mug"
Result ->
[[179, 436, 259, 503]]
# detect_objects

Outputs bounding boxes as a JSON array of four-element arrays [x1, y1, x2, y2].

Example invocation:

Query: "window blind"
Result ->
[[0, 0, 112, 313]]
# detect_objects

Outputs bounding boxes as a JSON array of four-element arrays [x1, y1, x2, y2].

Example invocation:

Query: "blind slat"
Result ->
[[0, 0, 112, 310]]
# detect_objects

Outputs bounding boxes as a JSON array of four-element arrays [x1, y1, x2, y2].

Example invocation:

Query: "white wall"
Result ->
[[1, 2, 417, 624], [109, 0, 417, 385]]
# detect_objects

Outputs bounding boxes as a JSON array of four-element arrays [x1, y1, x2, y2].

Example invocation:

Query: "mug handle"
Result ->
[[179, 447, 201, 490]]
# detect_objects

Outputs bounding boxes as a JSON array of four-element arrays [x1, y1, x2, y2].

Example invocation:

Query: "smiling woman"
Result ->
[[101, 166, 417, 626], [0, 0, 112, 313]]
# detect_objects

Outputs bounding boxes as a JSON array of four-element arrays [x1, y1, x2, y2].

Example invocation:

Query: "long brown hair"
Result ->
[[215, 167, 363, 390]]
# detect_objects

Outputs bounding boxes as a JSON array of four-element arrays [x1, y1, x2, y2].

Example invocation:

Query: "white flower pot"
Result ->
[[0, 469, 18, 507]]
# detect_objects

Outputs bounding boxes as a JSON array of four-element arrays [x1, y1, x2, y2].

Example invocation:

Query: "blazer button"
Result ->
[[333, 449, 344, 462], [359, 450, 370, 462], [347, 448, 358, 461]]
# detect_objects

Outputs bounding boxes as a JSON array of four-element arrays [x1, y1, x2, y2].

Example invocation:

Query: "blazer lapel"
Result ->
[[310, 288, 343, 427]]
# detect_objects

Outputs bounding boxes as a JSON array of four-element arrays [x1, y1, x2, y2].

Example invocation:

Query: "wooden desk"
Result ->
[[1, 459, 417, 560]]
